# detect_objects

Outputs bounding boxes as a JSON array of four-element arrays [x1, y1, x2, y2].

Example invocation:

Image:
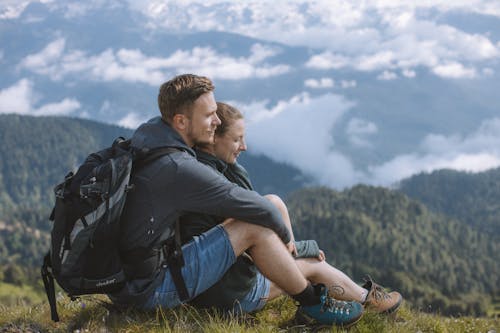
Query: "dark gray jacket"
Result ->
[[111, 116, 290, 306]]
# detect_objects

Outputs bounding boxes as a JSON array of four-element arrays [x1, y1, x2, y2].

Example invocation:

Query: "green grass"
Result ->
[[0, 294, 498, 333], [0, 281, 46, 306]]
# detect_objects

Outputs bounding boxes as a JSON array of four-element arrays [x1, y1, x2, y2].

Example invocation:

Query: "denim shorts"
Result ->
[[231, 270, 270, 314], [143, 224, 270, 313]]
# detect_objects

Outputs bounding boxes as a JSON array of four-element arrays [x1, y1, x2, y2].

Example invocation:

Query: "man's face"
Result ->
[[185, 92, 220, 147]]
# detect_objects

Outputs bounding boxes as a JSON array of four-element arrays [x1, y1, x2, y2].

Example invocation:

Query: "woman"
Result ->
[[180, 102, 402, 314]]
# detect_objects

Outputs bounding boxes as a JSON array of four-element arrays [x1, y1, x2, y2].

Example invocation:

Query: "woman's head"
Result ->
[[213, 102, 247, 164]]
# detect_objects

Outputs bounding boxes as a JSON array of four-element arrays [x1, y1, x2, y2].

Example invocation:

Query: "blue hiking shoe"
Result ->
[[295, 284, 364, 328]]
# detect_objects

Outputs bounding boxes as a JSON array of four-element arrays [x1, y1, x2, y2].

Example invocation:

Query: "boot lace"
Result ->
[[364, 276, 391, 302], [320, 295, 353, 315]]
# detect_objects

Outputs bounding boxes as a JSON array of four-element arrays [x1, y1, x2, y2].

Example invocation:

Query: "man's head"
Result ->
[[158, 74, 220, 147]]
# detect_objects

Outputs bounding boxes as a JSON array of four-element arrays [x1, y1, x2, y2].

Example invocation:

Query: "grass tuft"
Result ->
[[0, 294, 498, 333]]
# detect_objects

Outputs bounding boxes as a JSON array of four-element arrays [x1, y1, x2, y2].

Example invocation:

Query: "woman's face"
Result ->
[[213, 118, 247, 164]]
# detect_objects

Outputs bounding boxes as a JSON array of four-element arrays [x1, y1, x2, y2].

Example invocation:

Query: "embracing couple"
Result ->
[[109, 74, 402, 328]]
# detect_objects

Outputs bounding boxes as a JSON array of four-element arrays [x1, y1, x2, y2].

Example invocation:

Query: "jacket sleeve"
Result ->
[[170, 155, 291, 244]]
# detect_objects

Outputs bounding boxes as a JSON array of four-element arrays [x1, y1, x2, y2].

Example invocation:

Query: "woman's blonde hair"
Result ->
[[215, 102, 243, 137]]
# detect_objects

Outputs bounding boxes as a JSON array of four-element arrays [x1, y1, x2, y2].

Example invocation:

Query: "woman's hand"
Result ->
[[286, 241, 298, 257], [317, 249, 326, 261]]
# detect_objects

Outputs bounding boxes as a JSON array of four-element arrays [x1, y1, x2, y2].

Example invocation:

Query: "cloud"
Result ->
[[118, 112, 146, 129], [366, 117, 500, 185], [0, 79, 80, 116], [346, 118, 378, 147], [402, 69, 416, 78], [235, 92, 500, 188], [340, 80, 357, 88], [240, 92, 362, 188], [432, 62, 477, 79], [0, 1, 30, 19], [304, 78, 334, 89], [305, 52, 350, 70], [126, 1, 500, 80], [377, 71, 398, 80], [11, 2, 500, 81], [19, 39, 290, 84], [0, 79, 32, 114]]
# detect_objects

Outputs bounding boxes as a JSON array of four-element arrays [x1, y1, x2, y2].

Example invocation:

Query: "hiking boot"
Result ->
[[295, 284, 364, 328], [362, 276, 402, 313]]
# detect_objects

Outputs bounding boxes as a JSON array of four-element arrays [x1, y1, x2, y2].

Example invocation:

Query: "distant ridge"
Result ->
[[0, 114, 307, 214], [397, 168, 500, 235]]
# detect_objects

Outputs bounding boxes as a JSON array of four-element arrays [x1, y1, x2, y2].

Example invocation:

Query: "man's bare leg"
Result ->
[[222, 219, 308, 295], [222, 219, 366, 326]]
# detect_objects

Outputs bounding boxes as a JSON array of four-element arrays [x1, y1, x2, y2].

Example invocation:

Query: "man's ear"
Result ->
[[172, 114, 187, 131]]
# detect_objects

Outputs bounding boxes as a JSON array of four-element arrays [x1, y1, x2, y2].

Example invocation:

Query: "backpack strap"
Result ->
[[131, 146, 190, 301], [41, 253, 59, 322], [163, 218, 190, 302]]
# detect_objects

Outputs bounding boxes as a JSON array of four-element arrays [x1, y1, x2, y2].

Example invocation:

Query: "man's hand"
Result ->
[[286, 241, 297, 256]]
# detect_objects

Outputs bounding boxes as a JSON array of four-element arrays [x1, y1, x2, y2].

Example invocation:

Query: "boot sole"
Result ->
[[295, 308, 363, 329], [370, 297, 403, 314]]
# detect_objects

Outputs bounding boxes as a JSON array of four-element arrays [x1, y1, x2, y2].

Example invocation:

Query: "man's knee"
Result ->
[[222, 219, 278, 255], [223, 218, 276, 239]]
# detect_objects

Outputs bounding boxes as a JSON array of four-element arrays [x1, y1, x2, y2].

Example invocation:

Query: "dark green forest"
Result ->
[[398, 168, 500, 235], [288, 186, 499, 316], [0, 114, 498, 317]]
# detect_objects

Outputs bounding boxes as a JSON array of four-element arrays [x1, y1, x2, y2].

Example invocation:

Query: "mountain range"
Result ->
[[0, 114, 498, 316]]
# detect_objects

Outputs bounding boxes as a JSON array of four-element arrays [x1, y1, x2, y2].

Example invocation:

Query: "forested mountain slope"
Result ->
[[288, 186, 499, 316], [397, 168, 500, 235]]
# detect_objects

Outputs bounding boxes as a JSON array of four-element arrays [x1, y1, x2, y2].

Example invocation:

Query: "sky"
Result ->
[[1, 0, 500, 188]]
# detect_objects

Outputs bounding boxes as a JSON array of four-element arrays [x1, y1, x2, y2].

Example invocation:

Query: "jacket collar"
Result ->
[[131, 116, 195, 156]]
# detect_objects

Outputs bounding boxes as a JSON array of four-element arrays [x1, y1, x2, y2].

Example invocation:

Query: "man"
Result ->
[[110, 74, 364, 327]]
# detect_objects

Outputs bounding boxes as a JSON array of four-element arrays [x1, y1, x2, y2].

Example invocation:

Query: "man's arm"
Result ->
[[170, 155, 291, 243]]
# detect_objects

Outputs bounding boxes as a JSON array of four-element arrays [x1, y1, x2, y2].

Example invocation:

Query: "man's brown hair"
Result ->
[[215, 102, 243, 137], [158, 74, 215, 123]]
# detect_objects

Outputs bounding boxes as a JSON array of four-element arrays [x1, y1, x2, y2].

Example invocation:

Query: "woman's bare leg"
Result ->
[[266, 258, 366, 302]]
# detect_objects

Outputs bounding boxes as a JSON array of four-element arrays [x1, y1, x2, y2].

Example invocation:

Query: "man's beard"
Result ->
[[187, 123, 214, 147]]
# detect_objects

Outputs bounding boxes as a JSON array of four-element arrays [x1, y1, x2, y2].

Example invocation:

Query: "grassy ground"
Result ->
[[0, 294, 498, 333]]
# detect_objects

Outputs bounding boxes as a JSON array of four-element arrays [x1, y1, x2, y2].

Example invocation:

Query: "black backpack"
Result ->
[[40, 137, 182, 322]]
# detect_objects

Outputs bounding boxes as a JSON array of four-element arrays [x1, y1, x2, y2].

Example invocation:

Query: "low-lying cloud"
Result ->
[[19, 38, 290, 85], [238, 93, 500, 188], [0, 79, 80, 116]]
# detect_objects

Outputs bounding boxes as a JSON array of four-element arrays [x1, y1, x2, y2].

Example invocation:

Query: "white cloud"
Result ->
[[304, 78, 334, 89], [127, 1, 500, 80], [366, 117, 500, 185], [340, 80, 357, 88], [10, 2, 500, 81], [0, 79, 33, 114], [377, 71, 398, 80], [118, 112, 146, 129], [0, 1, 30, 19], [346, 118, 378, 147], [306, 52, 350, 70], [19, 39, 290, 84], [432, 62, 477, 79], [402, 69, 416, 78], [237, 92, 500, 188], [0, 79, 80, 116], [34, 98, 80, 116], [242, 92, 361, 188]]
